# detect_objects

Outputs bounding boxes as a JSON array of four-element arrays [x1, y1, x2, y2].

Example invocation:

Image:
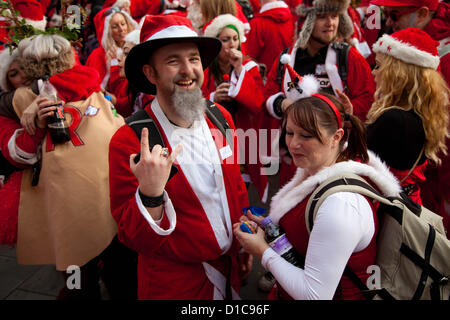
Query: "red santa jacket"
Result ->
[[108, 65, 133, 117], [245, 1, 295, 74], [424, 2, 450, 86], [108, 100, 249, 299]]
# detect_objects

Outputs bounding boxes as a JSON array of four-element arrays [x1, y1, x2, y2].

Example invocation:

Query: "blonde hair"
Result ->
[[104, 12, 136, 53], [367, 54, 450, 164], [200, 0, 236, 25], [18, 34, 74, 79]]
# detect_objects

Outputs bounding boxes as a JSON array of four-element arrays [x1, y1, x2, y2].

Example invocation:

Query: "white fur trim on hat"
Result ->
[[372, 34, 440, 70], [203, 14, 246, 43], [101, 9, 139, 50], [24, 17, 47, 31], [0, 49, 19, 91], [124, 29, 140, 45]]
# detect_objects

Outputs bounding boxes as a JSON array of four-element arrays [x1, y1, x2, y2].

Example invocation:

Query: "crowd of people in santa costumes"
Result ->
[[0, 0, 449, 301]]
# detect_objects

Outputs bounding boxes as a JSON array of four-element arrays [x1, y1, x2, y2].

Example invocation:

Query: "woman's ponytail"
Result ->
[[340, 113, 369, 164]]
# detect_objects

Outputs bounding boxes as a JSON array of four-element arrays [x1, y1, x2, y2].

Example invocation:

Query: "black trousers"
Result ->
[[58, 236, 138, 300]]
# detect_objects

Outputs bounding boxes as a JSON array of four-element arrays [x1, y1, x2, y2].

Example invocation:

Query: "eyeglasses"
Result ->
[[384, 7, 419, 22]]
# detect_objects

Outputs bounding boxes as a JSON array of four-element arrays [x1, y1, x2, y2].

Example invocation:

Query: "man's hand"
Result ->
[[129, 127, 182, 197], [335, 88, 353, 115]]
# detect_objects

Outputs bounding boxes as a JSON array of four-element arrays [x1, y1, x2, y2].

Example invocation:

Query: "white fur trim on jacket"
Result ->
[[203, 14, 246, 43], [260, 1, 288, 13], [268, 151, 402, 225], [228, 60, 258, 98], [373, 34, 440, 70]]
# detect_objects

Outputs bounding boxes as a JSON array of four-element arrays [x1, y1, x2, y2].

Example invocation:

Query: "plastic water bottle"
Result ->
[[261, 217, 304, 268], [39, 76, 70, 144]]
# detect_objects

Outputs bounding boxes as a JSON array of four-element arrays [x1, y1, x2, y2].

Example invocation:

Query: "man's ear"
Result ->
[[142, 64, 156, 85]]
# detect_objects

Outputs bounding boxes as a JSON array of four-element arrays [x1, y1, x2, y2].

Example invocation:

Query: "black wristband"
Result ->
[[274, 95, 284, 117], [139, 190, 164, 208]]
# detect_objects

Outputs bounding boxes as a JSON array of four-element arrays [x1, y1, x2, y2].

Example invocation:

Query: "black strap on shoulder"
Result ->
[[276, 48, 290, 84], [126, 100, 232, 179], [126, 109, 178, 180], [204, 99, 233, 149], [331, 42, 350, 91]]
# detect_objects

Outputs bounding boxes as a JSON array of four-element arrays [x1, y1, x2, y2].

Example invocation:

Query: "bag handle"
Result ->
[[399, 147, 424, 184], [305, 173, 398, 234]]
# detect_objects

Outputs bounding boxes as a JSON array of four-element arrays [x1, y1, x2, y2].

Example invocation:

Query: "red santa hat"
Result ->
[[280, 53, 320, 102], [372, 27, 440, 70], [125, 15, 221, 94], [370, 0, 439, 11], [295, 0, 354, 49], [12, 0, 46, 31], [203, 14, 246, 43]]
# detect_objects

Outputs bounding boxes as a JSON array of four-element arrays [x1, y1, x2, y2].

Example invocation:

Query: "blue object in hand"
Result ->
[[240, 221, 256, 234], [242, 206, 266, 217]]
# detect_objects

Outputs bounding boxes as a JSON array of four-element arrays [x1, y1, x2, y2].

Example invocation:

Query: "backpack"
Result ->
[[125, 99, 233, 180], [276, 42, 350, 91], [236, 0, 254, 21], [305, 173, 450, 300]]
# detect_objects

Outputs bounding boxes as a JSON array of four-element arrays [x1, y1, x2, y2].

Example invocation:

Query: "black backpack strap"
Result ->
[[204, 99, 234, 149], [331, 42, 350, 91], [276, 48, 290, 84], [126, 109, 178, 179]]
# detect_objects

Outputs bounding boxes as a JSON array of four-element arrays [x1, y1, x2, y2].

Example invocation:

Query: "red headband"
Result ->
[[312, 94, 342, 129]]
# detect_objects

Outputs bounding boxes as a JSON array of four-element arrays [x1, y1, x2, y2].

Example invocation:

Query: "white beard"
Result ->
[[171, 87, 206, 124]]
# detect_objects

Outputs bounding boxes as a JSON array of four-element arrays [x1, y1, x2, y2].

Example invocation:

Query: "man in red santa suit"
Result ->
[[109, 14, 252, 299], [370, 0, 450, 236], [245, 0, 296, 79]]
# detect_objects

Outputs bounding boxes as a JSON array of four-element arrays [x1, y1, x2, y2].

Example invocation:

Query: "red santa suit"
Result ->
[[109, 98, 250, 299], [107, 65, 134, 117], [348, 6, 372, 59], [264, 152, 402, 300], [202, 58, 267, 199], [245, 1, 295, 75]]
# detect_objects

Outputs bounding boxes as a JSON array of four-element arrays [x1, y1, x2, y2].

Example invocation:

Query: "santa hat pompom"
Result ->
[[300, 74, 321, 97], [280, 53, 291, 65], [283, 63, 320, 102]]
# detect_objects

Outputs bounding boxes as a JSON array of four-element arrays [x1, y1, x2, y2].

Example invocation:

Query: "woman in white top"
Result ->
[[233, 92, 402, 300]]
